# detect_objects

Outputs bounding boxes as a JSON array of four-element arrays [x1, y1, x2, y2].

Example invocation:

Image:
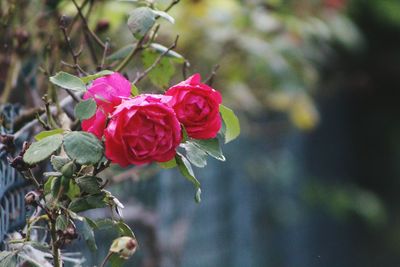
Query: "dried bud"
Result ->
[[9, 155, 31, 171], [14, 28, 29, 46], [0, 134, 15, 153], [20, 141, 31, 156], [109, 236, 138, 259], [59, 15, 71, 29], [96, 19, 110, 33], [24, 190, 41, 206], [57, 223, 78, 246]]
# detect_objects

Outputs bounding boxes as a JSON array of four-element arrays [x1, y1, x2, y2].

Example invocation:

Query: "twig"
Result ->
[[60, 61, 89, 76], [67, 0, 91, 36], [71, 0, 106, 49], [182, 60, 190, 80], [60, 16, 83, 76], [14, 107, 45, 131], [99, 38, 110, 70], [133, 35, 179, 84], [114, 37, 146, 72], [165, 0, 180, 12], [204, 64, 220, 86], [14, 93, 82, 140]]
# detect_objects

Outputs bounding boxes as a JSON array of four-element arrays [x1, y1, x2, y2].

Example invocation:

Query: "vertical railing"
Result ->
[[0, 105, 31, 245]]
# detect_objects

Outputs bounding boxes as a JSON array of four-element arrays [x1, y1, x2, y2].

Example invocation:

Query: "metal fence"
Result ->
[[0, 105, 31, 245]]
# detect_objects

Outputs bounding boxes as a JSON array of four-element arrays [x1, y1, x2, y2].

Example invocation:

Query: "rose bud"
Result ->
[[165, 73, 222, 139], [82, 72, 131, 139], [60, 161, 76, 178], [109, 236, 138, 260], [96, 19, 110, 33], [104, 94, 182, 166]]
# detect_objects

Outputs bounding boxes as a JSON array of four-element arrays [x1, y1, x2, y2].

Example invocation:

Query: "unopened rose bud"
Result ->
[[24, 190, 41, 206], [60, 161, 76, 178], [109, 236, 138, 260]]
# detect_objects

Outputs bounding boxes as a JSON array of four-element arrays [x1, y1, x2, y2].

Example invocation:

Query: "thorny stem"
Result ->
[[133, 35, 179, 84], [50, 219, 62, 267]]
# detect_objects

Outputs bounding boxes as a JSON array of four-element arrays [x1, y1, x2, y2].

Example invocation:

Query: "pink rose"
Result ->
[[104, 94, 182, 166], [81, 72, 131, 138], [165, 74, 222, 139]]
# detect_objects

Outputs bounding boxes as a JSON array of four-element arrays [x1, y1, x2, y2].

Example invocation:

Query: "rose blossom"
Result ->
[[104, 94, 182, 166], [165, 73, 222, 139], [81, 72, 131, 138]]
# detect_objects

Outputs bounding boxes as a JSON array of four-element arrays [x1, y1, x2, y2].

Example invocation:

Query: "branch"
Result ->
[[71, 0, 106, 49], [99, 38, 110, 70], [60, 16, 83, 76], [133, 35, 179, 84], [204, 64, 220, 86], [14, 94, 81, 141], [165, 0, 180, 12]]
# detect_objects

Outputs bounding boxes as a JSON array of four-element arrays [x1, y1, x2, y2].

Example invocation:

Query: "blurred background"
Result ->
[[2, 0, 400, 266]]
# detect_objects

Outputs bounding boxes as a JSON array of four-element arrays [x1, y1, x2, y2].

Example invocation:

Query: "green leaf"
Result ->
[[34, 128, 64, 141], [84, 217, 98, 229], [176, 153, 201, 189], [82, 218, 97, 251], [96, 218, 116, 230], [51, 155, 71, 171], [51, 176, 61, 199], [74, 99, 97, 120], [63, 131, 103, 165], [141, 50, 175, 88], [152, 10, 175, 24], [49, 72, 86, 92], [107, 44, 135, 61], [127, 7, 156, 38], [80, 70, 114, 84], [76, 176, 101, 194], [0, 251, 13, 262], [180, 142, 208, 167], [23, 134, 63, 165], [55, 214, 68, 231], [66, 179, 81, 200], [219, 105, 240, 143], [44, 176, 55, 195], [149, 43, 185, 63], [0, 251, 16, 267], [191, 138, 225, 161], [109, 253, 125, 267], [68, 193, 107, 213], [131, 83, 139, 96], [117, 221, 135, 238], [158, 157, 177, 169]]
